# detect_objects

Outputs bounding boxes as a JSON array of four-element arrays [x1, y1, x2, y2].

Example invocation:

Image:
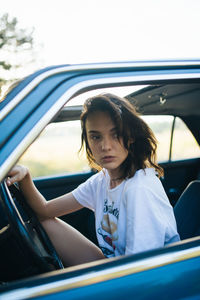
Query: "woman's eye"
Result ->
[[91, 135, 100, 140]]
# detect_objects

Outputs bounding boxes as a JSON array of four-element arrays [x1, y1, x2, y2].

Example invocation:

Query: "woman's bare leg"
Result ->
[[41, 218, 105, 267]]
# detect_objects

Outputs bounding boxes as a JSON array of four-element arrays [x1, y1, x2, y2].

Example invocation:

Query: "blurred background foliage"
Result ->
[[0, 13, 35, 94]]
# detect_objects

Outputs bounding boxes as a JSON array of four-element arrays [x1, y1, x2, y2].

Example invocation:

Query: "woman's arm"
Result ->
[[7, 165, 83, 220]]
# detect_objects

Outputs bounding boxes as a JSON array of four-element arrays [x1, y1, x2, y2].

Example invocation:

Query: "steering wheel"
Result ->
[[0, 180, 64, 272]]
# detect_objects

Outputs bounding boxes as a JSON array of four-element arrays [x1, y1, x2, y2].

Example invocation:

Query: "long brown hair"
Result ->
[[80, 93, 163, 178]]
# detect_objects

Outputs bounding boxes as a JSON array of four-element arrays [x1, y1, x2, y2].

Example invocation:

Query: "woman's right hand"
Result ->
[[6, 165, 50, 219], [6, 165, 29, 186]]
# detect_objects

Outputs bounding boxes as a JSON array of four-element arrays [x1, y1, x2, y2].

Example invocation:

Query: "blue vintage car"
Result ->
[[0, 61, 200, 299]]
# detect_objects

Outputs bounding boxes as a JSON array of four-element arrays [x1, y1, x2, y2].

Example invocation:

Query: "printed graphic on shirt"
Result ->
[[98, 198, 119, 257]]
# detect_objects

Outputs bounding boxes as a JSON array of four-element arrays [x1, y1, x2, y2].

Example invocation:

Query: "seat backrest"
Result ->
[[174, 180, 200, 240]]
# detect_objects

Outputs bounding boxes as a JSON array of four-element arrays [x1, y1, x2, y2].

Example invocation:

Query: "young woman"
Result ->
[[7, 93, 180, 266]]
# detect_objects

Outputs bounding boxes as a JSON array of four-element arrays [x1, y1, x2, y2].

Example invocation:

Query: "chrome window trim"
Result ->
[[1, 71, 200, 181], [1, 242, 200, 300], [1, 60, 200, 121]]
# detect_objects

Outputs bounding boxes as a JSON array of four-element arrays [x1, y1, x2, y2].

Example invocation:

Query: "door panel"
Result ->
[[34, 171, 94, 200]]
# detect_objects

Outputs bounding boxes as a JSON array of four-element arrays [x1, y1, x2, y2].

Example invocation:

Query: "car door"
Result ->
[[1, 61, 200, 299]]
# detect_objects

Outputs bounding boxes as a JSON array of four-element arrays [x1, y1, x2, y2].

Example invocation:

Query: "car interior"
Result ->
[[0, 80, 200, 285]]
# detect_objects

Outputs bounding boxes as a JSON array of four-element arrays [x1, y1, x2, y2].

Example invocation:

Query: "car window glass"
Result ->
[[171, 117, 200, 161], [19, 120, 89, 178], [142, 115, 173, 162]]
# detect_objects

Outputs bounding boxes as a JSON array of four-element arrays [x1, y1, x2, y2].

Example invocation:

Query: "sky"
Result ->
[[2, 0, 200, 72]]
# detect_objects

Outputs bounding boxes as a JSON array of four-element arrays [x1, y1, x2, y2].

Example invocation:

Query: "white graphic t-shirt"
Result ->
[[72, 168, 180, 257]]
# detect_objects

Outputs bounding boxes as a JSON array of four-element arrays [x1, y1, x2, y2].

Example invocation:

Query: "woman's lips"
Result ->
[[102, 156, 115, 163]]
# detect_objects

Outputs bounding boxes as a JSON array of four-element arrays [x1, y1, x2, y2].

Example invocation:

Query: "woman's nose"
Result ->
[[101, 137, 111, 150]]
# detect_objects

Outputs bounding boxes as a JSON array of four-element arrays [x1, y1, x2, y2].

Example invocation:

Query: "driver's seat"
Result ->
[[174, 180, 200, 240]]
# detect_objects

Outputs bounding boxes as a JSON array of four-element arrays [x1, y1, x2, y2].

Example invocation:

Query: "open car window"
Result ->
[[19, 120, 89, 178], [171, 117, 200, 160], [144, 115, 200, 163], [19, 112, 200, 178]]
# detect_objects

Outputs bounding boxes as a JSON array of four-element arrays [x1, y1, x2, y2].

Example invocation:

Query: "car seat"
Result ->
[[174, 180, 200, 240]]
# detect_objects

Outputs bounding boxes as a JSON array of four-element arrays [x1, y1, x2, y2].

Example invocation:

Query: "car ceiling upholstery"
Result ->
[[126, 83, 200, 117]]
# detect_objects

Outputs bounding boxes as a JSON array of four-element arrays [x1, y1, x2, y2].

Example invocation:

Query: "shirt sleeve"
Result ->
[[124, 185, 168, 255], [72, 172, 100, 211]]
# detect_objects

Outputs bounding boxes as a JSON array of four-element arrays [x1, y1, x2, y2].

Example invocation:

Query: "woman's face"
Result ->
[[85, 111, 128, 177]]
